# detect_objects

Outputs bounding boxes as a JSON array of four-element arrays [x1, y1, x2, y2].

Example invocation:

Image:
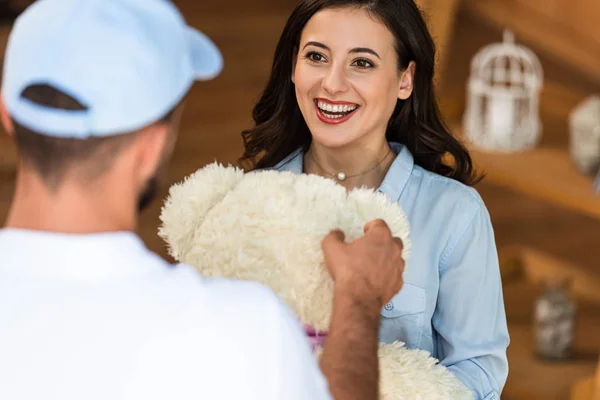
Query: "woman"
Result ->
[[239, 1, 509, 399]]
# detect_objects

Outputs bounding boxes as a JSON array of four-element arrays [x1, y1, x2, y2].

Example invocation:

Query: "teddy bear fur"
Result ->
[[158, 162, 474, 399]]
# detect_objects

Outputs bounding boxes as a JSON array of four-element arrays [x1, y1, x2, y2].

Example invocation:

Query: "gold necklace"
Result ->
[[308, 147, 392, 182]]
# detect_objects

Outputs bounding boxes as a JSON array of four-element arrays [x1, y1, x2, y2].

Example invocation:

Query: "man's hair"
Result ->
[[11, 84, 178, 189]]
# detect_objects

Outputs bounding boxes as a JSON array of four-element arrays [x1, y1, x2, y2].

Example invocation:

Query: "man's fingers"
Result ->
[[393, 237, 404, 251], [364, 219, 394, 244], [321, 230, 346, 279], [363, 219, 390, 234], [321, 229, 346, 250]]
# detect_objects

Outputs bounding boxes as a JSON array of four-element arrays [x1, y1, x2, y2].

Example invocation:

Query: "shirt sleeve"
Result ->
[[269, 295, 333, 400], [433, 201, 510, 400]]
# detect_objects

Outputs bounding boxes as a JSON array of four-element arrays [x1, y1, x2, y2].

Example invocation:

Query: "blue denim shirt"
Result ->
[[273, 142, 510, 400]]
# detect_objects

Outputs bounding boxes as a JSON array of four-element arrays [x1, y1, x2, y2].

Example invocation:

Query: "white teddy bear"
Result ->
[[158, 162, 473, 400]]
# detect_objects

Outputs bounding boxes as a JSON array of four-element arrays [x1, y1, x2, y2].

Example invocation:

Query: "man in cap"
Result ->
[[0, 0, 405, 399]]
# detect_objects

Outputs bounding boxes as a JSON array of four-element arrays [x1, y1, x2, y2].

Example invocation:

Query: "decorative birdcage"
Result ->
[[568, 95, 600, 175], [463, 30, 544, 152]]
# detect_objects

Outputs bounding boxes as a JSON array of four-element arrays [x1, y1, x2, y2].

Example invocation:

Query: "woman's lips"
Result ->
[[314, 98, 359, 125]]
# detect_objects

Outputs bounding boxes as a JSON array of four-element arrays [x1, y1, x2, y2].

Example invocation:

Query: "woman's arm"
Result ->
[[432, 202, 510, 400]]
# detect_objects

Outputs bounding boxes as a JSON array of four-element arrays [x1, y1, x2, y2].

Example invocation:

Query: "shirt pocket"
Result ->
[[379, 283, 426, 349]]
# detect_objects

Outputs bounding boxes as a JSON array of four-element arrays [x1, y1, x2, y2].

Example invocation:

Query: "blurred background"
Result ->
[[0, 0, 599, 399]]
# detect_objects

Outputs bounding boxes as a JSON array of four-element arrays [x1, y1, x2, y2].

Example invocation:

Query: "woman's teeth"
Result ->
[[317, 101, 357, 118]]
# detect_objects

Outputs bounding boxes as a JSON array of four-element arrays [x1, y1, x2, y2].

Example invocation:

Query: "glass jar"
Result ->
[[533, 276, 576, 360], [569, 96, 600, 175]]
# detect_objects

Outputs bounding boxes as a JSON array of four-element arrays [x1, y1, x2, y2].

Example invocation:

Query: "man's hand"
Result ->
[[321, 219, 405, 308], [318, 219, 405, 400]]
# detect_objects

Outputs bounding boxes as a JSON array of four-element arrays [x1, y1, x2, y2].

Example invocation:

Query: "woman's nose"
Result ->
[[321, 64, 349, 95]]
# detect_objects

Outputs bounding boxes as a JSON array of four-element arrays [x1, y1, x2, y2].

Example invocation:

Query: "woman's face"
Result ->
[[293, 7, 414, 150]]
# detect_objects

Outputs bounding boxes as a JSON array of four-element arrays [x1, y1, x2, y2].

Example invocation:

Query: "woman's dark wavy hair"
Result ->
[[239, 0, 481, 186]]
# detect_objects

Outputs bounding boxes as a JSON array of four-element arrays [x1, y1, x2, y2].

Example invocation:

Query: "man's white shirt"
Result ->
[[0, 228, 332, 399]]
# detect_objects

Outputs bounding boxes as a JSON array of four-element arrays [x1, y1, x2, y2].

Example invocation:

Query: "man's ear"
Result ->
[[135, 123, 171, 183], [135, 104, 184, 182], [0, 95, 15, 137], [398, 61, 416, 100]]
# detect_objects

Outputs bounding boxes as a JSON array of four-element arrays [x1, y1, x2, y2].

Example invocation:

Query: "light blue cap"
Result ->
[[1, 0, 223, 139]]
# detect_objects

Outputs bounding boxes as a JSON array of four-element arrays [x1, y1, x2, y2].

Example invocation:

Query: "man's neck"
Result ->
[[5, 169, 137, 234]]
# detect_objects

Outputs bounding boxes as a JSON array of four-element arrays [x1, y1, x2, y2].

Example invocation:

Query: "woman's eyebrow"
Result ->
[[349, 47, 380, 59], [302, 41, 381, 59]]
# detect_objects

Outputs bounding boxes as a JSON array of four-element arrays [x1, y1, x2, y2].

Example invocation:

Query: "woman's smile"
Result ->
[[314, 98, 360, 124]]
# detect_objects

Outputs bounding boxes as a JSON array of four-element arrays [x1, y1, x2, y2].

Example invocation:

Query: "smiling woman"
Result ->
[[239, 1, 510, 400], [292, 7, 415, 162], [239, 0, 480, 189]]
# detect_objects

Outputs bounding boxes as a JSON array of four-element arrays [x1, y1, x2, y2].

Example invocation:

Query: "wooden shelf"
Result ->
[[499, 246, 600, 400], [414, 0, 462, 84], [499, 246, 600, 306], [452, 126, 600, 221]]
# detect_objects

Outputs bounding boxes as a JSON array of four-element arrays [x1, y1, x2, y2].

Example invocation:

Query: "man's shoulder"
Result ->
[[164, 261, 290, 318]]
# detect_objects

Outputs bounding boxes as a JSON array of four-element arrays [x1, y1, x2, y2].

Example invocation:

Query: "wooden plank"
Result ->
[[569, 356, 600, 400], [570, 376, 594, 400], [596, 360, 600, 400], [415, 0, 462, 86], [451, 124, 600, 221], [464, 0, 600, 85], [469, 145, 600, 221]]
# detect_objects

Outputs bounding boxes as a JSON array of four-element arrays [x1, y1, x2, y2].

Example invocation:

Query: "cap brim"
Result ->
[[188, 28, 223, 81]]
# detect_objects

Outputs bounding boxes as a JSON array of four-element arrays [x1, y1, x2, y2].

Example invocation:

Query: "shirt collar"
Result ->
[[379, 142, 414, 202], [273, 142, 414, 202], [273, 147, 303, 174]]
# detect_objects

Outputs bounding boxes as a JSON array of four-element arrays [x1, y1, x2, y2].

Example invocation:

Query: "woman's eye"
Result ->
[[306, 52, 326, 62], [353, 59, 374, 69]]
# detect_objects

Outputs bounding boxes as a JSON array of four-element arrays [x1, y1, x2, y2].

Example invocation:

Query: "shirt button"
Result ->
[[384, 302, 394, 311]]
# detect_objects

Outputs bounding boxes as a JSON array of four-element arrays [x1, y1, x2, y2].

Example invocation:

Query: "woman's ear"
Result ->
[[398, 61, 416, 100]]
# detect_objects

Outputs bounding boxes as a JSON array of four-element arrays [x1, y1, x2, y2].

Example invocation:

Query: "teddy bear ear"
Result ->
[[158, 162, 245, 261], [347, 188, 412, 261]]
